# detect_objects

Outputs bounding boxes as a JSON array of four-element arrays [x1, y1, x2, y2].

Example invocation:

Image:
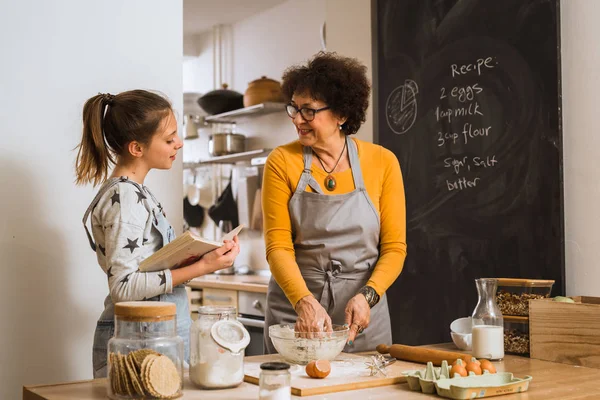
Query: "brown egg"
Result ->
[[479, 359, 496, 374], [305, 361, 315, 377], [306, 359, 331, 379], [451, 358, 463, 366], [466, 361, 482, 375], [450, 363, 467, 378]]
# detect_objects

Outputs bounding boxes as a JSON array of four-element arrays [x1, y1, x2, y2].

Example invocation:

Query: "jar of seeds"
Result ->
[[107, 301, 184, 399]]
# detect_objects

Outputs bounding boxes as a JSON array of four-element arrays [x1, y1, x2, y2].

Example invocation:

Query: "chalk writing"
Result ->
[[435, 101, 483, 123], [386, 79, 419, 134], [440, 83, 483, 102], [444, 156, 499, 174], [451, 57, 495, 78], [446, 177, 481, 191], [436, 124, 492, 146], [432, 58, 501, 191]]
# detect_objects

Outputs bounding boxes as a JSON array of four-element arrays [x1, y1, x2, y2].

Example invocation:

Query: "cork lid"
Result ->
[[114, 301, 176, 321], [497, 278, 555, 288]]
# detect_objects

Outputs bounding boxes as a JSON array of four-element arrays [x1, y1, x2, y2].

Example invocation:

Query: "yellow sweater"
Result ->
[[262, 138, 407, 307]]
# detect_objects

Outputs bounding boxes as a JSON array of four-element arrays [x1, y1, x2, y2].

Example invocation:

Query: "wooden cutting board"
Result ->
[[244, 352, 423, 397]]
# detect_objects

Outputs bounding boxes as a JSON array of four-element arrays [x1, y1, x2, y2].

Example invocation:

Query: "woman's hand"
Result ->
[[198, 236, 240, 274], [294, 296, 332, 336], [344, 294, 371, 345]]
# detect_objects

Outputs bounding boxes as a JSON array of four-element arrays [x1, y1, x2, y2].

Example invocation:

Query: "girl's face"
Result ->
[[144, 112, 182, 170], [290, 92, 345, 148]]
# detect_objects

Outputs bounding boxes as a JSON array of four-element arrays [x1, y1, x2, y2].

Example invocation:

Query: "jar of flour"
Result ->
[[189, 306, 250, 389]]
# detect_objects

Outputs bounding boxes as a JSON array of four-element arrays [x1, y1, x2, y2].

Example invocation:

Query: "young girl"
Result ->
[[75, 90, 240, 378]]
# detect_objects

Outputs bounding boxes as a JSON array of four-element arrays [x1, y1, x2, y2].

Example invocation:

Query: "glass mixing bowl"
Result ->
[[268, 324, 349, 365]]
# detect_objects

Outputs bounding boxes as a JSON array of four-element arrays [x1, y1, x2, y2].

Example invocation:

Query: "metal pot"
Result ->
[[197, 83, 244, 115], [208, 133, 246, 156]]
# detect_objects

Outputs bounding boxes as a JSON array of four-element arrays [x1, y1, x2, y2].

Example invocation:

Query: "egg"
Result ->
[[450, 363, 467, 378], [466, 361, 482, 375], [479, 359, 496, 374], [306, 359, 331, 379]]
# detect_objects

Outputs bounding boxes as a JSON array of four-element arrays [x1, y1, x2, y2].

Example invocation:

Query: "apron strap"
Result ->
[[82, 176, 148, 252], [347, 138, 365, 191], [298, 138, 364, 193], [319, 260, 342, 312], [296, 146, 325, 194]]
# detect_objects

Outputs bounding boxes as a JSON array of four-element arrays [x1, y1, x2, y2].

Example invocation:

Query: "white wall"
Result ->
[[0, 1, 183, 399], [560, 0, 600, 296], [183, 32, 214, 95], [326, 0, 374, 143]]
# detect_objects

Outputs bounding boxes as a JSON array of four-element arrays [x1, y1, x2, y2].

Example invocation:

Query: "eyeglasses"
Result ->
[[285, 103, 330, 121]]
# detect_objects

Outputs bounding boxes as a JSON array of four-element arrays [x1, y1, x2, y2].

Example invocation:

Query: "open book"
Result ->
[[139, 224, 244, 272]]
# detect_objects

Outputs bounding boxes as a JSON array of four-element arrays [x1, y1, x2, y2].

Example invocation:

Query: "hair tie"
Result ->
[[100, 93, 115, 105]]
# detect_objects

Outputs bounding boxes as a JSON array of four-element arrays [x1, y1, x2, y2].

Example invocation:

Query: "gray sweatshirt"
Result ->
[[89, 180, 174, 319]]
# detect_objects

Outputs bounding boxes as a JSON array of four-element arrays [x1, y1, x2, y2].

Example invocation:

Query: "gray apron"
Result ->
[[83, 177, 191, 378], [264, 138, 392, 354]]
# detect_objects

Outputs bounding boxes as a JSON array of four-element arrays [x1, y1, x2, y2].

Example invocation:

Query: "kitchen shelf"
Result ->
[[183, 148, 272, 168], [204, 102, 286, 123]]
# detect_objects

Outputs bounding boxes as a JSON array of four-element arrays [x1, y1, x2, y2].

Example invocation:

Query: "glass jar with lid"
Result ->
[[107, 301, 184, 399], [189, 306, 250, 389], [259, 362, 291, 400]]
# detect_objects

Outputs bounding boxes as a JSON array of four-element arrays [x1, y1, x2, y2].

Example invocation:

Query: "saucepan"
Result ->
[[208, 133, 246, 156]]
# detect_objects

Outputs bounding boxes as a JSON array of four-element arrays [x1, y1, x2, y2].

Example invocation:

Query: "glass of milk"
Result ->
[[471, 278, 504, 360]]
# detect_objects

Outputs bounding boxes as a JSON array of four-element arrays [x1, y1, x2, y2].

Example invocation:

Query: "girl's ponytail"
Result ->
[[75, 94, 114, 186], [74, 90, 172, 186]]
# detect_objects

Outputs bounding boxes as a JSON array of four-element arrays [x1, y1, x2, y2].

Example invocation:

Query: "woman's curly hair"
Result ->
[[281, 51, 370, 135]]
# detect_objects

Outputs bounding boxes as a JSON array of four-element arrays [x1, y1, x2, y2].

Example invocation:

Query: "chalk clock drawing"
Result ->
[[386, 79, 419, 134]]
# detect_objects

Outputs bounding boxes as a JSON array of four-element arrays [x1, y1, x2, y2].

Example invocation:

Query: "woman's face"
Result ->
[[290, 92, 345, 148], [144, 111, 183, 170]]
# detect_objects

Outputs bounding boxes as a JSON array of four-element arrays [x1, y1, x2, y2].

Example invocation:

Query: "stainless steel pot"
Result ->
[[208, 133, 245, 156]]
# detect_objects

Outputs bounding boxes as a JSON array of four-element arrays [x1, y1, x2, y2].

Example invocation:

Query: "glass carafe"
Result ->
[[471, 278, 504, 360]]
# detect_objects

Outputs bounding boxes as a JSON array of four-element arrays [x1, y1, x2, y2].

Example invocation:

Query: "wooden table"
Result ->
[[23, 344, 600, 399]]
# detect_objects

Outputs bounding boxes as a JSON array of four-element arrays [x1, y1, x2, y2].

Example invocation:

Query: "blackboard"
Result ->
[[372, 0, 564, 345]]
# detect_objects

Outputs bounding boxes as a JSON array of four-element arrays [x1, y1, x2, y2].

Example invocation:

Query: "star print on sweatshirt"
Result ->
[[90, 180, 174, 303]]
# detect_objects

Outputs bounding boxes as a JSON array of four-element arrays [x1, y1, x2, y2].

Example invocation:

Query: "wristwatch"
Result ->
[[358, 286, 380, 308]]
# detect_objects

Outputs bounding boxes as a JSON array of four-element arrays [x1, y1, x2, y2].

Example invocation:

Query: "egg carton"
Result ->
[[403, 361, 532, 399]]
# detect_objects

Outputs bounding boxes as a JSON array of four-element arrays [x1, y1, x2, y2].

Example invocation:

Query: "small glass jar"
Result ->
[[259, 362, 291, 400], [107, 301, 184, 399], [496, 278, 555, 316], [472, 278, 504, 360], [504, 316, 530, 355], [189, 306, 250, 389]]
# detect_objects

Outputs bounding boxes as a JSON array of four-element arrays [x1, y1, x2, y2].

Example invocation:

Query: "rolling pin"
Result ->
[[376, 344, 472, 366]]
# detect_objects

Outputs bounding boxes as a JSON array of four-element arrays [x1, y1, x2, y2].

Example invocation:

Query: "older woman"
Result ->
[[262, 52, 407, 353]]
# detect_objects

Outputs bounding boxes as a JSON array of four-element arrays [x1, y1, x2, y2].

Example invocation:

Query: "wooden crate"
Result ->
[[530, 296, 600, 369]]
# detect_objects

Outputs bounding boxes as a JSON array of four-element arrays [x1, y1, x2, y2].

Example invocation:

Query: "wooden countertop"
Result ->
[[23, 344, 600, 399], [186, 274, 269, 294]]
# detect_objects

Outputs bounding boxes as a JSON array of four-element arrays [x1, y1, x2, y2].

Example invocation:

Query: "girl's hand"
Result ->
[[344, 294, 370, 345], [171, 236, 240, 286], [196, 236, 240, 274]]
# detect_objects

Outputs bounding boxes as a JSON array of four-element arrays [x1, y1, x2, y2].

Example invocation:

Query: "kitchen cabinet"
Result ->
[[201, 287, 238, 309]]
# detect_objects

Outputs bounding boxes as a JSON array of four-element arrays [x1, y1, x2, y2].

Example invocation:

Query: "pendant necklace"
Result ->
[[313, 138, 347, 191]]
